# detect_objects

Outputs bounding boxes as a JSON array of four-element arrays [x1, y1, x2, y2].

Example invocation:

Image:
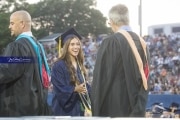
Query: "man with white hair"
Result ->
[[91, 4, 150, 117]]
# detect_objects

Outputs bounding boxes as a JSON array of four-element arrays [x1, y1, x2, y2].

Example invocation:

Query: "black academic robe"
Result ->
[[0, 37, 49, 116], [91, 31, 150, 117]]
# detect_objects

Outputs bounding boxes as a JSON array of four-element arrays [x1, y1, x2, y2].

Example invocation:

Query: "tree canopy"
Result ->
[[0, 0, 111, 54]]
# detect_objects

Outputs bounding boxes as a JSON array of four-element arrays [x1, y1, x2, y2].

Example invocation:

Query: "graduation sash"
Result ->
[[118, 30, 149, 90]]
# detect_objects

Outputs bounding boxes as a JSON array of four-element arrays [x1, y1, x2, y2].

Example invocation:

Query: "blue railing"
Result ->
[[146, 94, 180, 108]]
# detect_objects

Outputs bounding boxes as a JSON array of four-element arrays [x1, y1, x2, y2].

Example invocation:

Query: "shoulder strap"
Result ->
[[118, 30, 148, 90]]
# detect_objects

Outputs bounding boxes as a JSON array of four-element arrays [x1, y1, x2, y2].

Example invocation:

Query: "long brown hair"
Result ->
[[58, 36, 87, 85]]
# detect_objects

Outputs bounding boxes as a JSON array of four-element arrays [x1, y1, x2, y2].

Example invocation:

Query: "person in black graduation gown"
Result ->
[[91, 4, 150, 117], [51, 28, 91, 116], [0, 10, 50, 116]]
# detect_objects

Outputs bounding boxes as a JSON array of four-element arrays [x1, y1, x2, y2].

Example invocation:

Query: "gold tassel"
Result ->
[[58, 38, 61, 58]]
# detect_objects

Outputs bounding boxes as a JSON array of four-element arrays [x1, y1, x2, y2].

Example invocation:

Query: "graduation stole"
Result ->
[[118, 30, 149, 90]]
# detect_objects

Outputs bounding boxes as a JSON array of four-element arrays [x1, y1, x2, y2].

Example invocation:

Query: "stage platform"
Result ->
[[0, 116, 179, 120]]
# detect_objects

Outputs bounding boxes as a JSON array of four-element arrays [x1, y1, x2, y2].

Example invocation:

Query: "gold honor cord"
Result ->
[[58, 38, 61, 58], [76, 58, 92, 115]]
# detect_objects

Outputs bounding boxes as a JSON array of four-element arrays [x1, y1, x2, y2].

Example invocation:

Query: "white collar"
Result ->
[[119, 25, 132, 31], [20, 31, 33, 37]]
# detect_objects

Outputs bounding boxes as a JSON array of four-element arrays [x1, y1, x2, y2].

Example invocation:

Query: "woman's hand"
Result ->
[[74, 82, 87, 94]]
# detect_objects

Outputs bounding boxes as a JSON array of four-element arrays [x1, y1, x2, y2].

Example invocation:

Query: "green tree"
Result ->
[[0, 13, 12, 53], [30, 0, 110, 39], [0, 0, 30, 54], [0, 0, 14, 54]]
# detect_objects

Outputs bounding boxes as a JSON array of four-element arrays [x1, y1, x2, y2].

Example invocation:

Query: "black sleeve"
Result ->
[[0, 41, 31, 84]]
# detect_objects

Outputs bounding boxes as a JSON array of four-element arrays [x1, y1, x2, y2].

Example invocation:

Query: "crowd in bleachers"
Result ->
[[144, 34, 180, 94], [81, 36, 100, 84]]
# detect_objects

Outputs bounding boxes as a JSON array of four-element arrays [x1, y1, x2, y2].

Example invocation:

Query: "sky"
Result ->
[[27, 0, 180, 36]]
